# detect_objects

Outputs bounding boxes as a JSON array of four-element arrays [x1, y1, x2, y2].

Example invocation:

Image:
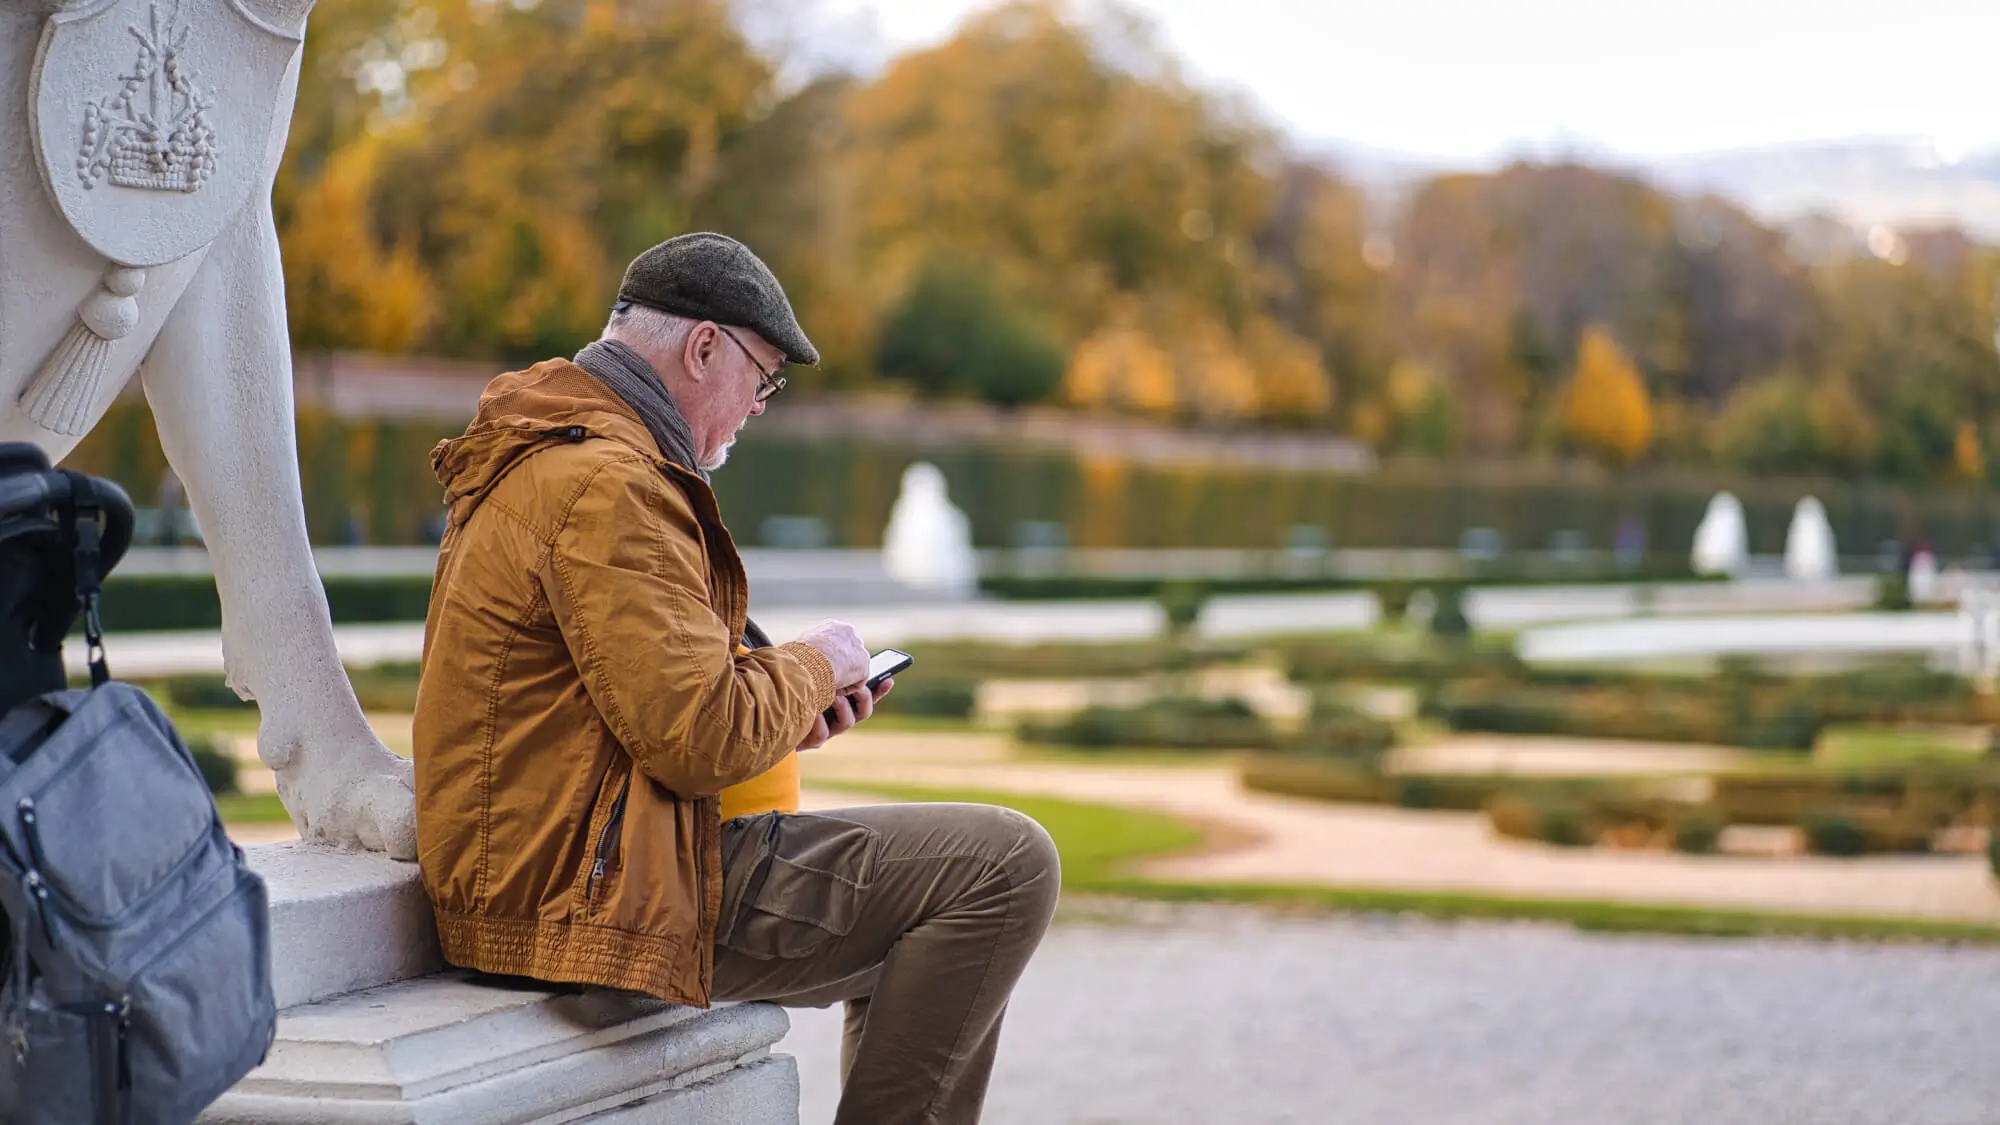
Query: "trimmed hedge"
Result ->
[[903, 640, 1246, 681], [1242, 753, 1986, 857], [1281, 637, 1523, 686], [1019, 697, 1277, 752], [1282, 715, 1399, 763], [981, 565, 1709, 604], [1241, 756, 1554, 813], [101, 574, 434, 632], [1428, 682, 1828, 751], [188, 737, 239, 796], [1671, 808, 1725, 855], [1800, 809, 1934, 856], [1239, 756, 1396, 805], [875, 678, 979, 719], [1487, 793, 1596, 847]]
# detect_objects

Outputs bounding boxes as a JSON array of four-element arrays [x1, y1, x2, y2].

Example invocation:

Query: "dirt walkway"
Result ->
[[801, 730, 2000, 924]]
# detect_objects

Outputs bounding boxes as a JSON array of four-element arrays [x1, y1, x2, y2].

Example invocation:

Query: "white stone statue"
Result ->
[[1691, 491, 1749, 578], [1782, 496, 1837, 581], [1, 0, 415, 857], [882, 461, 978, 598], [1957, 585, 2000, 689], [1909, 546, 1940, 605]]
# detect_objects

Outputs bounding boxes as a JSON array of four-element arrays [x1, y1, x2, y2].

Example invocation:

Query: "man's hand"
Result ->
[[796, 618, 869, 688], [797, 678, 893, 751]]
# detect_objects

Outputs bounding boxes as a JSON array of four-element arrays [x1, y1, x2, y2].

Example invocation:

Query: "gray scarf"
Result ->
[[571, 338, 773, 648], [572, 339, 704, 479]]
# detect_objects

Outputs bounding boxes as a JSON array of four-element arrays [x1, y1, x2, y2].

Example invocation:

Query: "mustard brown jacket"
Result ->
[[413, 359, 837, 1006]]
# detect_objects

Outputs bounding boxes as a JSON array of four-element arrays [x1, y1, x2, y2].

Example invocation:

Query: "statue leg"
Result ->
[[140, 202, 416, 859]]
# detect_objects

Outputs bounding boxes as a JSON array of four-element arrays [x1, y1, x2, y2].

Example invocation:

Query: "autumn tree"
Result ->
[[1562, 326, 1654, 464], [1065, 316, 1178, 416], [875, 255, 1065, 407]]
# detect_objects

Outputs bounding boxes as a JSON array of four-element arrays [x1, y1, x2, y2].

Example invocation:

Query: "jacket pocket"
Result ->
[[718, 813, 877, 961]]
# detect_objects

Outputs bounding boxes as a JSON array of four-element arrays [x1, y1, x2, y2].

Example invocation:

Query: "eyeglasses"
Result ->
[[717, 326, 787, 403]]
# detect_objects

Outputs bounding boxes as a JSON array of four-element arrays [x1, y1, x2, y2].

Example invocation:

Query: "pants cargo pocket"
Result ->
[[719, 814, 878, 961]]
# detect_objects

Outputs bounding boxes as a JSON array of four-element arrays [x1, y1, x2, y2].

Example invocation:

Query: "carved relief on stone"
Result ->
[[75, 0, 219, 194], [30, 0, 302, 268]]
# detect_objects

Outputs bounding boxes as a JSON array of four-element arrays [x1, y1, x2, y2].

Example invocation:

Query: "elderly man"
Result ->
[[414, 233, 1060, 1124]]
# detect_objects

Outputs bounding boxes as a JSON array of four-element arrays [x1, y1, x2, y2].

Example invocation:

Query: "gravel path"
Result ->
[[803, 731, 2000, 923], [779, 902, 2000, 1125]]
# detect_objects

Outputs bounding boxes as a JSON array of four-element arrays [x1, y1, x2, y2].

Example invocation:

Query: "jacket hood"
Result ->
[[431, 359, 663, 526]]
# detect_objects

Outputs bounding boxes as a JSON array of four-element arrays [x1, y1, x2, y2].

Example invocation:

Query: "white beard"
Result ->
[[700, 439, 734, 472]]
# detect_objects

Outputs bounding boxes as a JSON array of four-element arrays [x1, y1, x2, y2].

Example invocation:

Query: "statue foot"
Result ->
[[262, 723, 418, 860]]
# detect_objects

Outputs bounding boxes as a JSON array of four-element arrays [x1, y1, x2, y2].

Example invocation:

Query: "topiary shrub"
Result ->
[[1801, 812, 1867, 857], [1156, 581, 1210, 638], [1874, 572, 1913, 612], [1486, 792, 1596, 847], [1426, 584, 1471, 638], [1671, 808, 1725, 855], [188, 737, 240, 796], [1538, 801, 1593, 847], [1372, 580, 1415, 624], [1486, 794, 1544, 842]]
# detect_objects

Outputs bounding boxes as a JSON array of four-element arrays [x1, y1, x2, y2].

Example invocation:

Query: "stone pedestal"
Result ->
[[200, 843, 798, 1124]]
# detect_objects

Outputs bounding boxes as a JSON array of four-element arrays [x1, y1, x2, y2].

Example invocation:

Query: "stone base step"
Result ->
[[201, 970, 798, 1125]]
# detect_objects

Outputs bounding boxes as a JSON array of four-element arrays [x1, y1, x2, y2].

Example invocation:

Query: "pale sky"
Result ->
[[805, 0, 2000, 164]]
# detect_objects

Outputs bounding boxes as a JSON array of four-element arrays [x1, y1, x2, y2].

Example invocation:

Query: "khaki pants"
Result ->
[[713, 803, 1061, 1125]]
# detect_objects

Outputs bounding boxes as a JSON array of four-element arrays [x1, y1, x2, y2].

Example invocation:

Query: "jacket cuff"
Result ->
[[778, 641, 839, 708]]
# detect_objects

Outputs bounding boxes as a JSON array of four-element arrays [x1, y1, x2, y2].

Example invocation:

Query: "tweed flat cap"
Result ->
[[615, 232, 819, 366]]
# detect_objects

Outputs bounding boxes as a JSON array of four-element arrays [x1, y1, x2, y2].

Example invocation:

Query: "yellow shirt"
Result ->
[[717, 639, 802, 819], [719, 751, 800, 819]]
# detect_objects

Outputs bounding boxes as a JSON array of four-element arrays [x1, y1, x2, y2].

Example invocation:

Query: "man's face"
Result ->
[[683, 323, 780, 471]]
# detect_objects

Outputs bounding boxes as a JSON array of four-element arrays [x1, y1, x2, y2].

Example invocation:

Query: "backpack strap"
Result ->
[[57, 472, 109, 688]]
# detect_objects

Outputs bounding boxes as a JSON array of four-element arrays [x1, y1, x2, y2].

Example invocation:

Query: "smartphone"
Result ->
[[823, 649, 914, 725], [864, 648, 915, 690]]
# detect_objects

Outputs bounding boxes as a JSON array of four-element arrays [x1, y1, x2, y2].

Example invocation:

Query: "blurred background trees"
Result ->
[[272, 0, 2000, 483]]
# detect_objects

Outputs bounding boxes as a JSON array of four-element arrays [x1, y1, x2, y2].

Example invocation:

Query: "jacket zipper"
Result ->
[[586, 773, 631, 901]]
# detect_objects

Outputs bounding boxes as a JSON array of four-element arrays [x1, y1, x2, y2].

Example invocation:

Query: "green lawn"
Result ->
[[166, 706, 261, 740], [214, 791, 292, 823], [1813, 724, 1988, 771], [823, 782, 2000, 946], [823, 784, 1205, 885]]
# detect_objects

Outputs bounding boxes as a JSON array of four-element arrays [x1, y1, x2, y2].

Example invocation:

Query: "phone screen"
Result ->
[[866, 648, 913, 686]]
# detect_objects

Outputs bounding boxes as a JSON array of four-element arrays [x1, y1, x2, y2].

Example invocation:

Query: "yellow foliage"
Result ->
[[1349, 399, 1389, 447], [281, 139, 435, 353], [1386, 358, 1437, 416], [1807, 376, 1877, 471], [1956, 421, 1985, 480], [1562, 326, 1654, 464], [1065, 325, 1178, 415], [1244, 319, 1334, 421], [1173, 316, 1260, 421], [1073, 452, 1130, 548]]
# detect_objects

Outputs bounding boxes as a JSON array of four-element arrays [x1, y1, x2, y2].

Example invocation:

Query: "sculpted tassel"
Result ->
[[18, 265, 146, 436]]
